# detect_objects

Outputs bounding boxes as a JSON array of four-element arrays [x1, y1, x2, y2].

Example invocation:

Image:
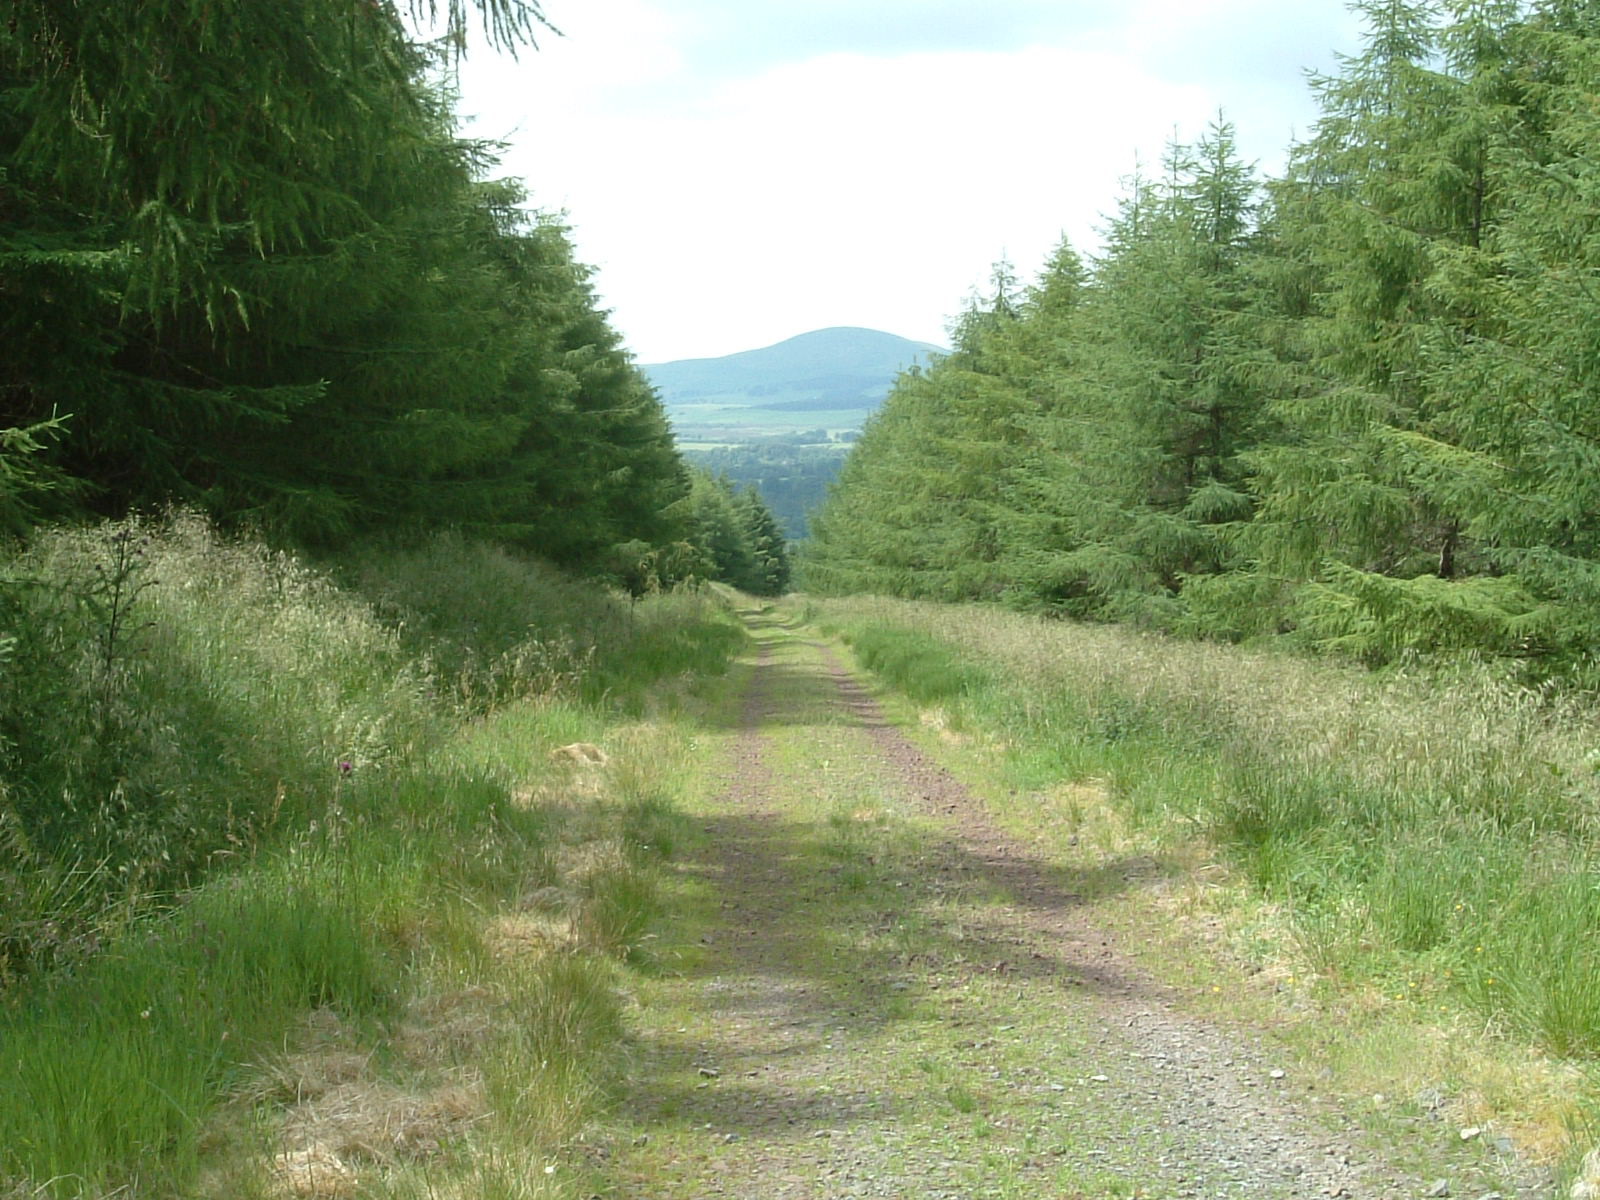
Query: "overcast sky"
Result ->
[[450, 1, 1368, 363]]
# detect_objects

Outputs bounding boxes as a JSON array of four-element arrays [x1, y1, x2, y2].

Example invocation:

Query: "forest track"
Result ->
[[596, 608, 1546, 1199]]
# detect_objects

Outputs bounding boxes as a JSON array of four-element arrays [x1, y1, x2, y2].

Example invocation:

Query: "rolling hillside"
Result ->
[[643, 326, 944, 444], [643, 327, 944, 540]]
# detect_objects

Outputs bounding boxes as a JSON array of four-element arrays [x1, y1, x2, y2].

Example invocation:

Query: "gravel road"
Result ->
[[601, 618, 1554, 1200]]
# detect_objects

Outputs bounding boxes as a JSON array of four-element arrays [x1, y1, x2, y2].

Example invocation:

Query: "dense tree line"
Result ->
[[683, 468, 792, 595], [602, 467, 790, 596], [684, 438, 848, 539], [0, 0, 689, 571], [805, 0, 1600, 667]]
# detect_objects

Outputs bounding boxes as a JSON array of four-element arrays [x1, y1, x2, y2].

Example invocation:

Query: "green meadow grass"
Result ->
[[810, 595, 1600, 1067], [0, 514, 740, 1197], [0, 847, 395, 1194]]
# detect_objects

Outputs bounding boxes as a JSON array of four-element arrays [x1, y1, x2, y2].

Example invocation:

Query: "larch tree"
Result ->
[[1002, 125, 1267, 626], [1241, 0, 1541, 657], [3, 0, 693, 572], [803, 266, 1036, 601], [1409, 0, 1600, 656]]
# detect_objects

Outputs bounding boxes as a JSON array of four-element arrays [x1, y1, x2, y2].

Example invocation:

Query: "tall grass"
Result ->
[[0, 513, 738, 1196], [813, 595, 1600, 1058], [343, 533, 744, 711], [1, 513, 440, 967], [848, 625, 989, 706], [0, 845, 396, 1196], [0, 756, 686, 1197], [0, 516, 739, 969]]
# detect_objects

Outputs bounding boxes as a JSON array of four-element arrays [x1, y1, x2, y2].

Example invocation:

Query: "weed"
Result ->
[[945, 1084, 979, 1114], [343, 534, 744, 714]]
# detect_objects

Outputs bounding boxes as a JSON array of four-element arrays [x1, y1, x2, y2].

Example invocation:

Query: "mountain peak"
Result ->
[[653, 327, 945, 539], [642, 327, 944, 412]]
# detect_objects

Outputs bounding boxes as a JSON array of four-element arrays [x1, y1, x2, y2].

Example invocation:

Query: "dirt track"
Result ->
[[599, 612, 1545, 1199]]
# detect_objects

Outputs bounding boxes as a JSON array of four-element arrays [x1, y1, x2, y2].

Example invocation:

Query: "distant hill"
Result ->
[[643, 327, 944, 443], [646, 327, 945, 540]]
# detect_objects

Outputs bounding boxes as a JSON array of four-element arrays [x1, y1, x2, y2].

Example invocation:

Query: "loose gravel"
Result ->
[[598, 620, 1554, 1200]]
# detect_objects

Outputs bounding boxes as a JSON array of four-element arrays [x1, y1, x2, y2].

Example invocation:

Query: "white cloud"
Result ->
[[455, 0, 1364, 362]]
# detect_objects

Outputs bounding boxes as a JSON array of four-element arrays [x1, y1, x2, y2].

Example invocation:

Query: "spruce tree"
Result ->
[[734, 486, 792, 595], [684, 470, 755, 587], [1001, 126, 1265, 626], [3, 0, 694, 572], [1242, 0, 1548, 657]]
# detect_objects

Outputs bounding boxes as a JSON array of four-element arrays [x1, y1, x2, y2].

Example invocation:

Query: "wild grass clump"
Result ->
[[343, 534, 619, 712], [0, 847, 396, 1198], [0, 742, 682, 1196], [485, 952, 627, 1145], [619, 791, 686, 862], [0, 517, 741, 972], [0, 513, 440, 970], [342, 534, 743, 712], [608, 587, 746, 704], [814, 595, 1600, 1061], [0, 513, 738, 1196], [849, 625, 988, 707]]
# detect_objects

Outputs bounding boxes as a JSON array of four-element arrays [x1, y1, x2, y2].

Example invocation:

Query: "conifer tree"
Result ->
[[803, 265, 1039, 600], [2, 0, 693, 572], [1241, 0, 1546, 656], [684, 470, 755, 587], [1401, 1, 1600, 654], [734, 486, 792, 595], [1, 0, 548, 527], [999, 126, 1266, 625], [805, 0, 1600, 670]]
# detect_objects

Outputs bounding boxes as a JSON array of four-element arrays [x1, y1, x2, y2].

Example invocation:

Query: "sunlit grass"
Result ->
[[810, 594, 1600, 1138], [0, 515, 743, 1197]]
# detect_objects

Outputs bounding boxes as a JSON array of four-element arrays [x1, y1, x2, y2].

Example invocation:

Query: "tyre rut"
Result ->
[[600, 617, 1542, 1199]]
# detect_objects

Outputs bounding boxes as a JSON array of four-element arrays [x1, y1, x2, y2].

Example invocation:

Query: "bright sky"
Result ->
[[450, 1, 1368, 363]]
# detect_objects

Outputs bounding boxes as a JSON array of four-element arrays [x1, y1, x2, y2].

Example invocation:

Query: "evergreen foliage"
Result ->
[[1, 0, 687, 566], [682, 438, 848, 539], [803, 3, 1600, 671], [682, 469, 792, 594]]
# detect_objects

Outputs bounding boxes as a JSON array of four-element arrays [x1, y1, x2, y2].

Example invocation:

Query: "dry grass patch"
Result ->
[[484, 912, 577, 958], [393, 987, 502, 1063], [231, 1000, 492, 1198], [919, 706, 973, 746], [206, 749, 679, 1198], [271, 1143, 359, 1198], [512, 773, 607, 811], [239, 1008, 374, 1109], [547, 742, 609, 768], [279, 1077, 487, 1164], [258, 1048, 375, 1108]]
